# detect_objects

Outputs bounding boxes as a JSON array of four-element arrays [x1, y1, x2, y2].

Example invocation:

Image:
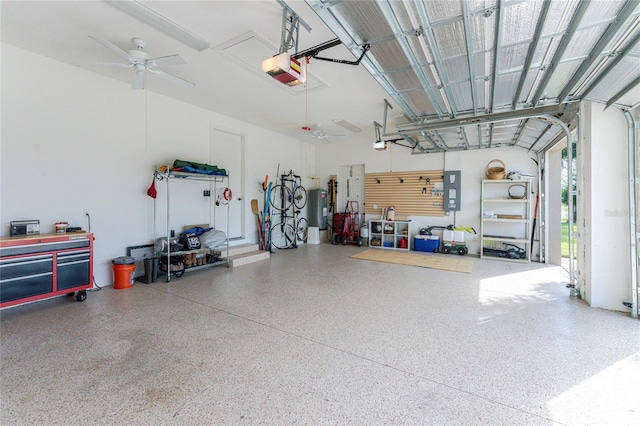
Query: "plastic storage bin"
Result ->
[[414, 235, 440, 252]]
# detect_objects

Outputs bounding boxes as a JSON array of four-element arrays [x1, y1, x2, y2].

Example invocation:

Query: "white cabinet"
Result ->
[[368, 220, 411, 251], [480, 179, 531, 263]]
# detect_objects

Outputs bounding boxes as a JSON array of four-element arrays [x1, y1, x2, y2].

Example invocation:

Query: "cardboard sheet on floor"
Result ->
[[351, 249, 473, 274]]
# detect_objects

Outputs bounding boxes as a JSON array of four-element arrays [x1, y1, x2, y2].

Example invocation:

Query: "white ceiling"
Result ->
[[1, 0, 391, 141], [3, 0, 638, 154]]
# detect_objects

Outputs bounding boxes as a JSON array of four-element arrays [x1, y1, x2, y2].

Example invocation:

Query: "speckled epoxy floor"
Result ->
[[1, 244, 639, 425]]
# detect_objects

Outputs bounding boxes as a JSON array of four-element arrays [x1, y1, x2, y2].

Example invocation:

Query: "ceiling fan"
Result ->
[[303, 124, 345, 143], [81, 36, 195, 90]]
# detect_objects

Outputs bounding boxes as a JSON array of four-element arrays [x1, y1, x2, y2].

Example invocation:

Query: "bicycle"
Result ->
[[269, 170, 307, 211], [270, 210, 308, 249]]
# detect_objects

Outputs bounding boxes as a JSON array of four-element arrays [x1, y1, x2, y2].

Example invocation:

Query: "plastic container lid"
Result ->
[[112, 256, 135, 265]]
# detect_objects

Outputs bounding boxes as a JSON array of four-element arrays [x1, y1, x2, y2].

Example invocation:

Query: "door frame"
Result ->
[[210, 124, 246, 240]]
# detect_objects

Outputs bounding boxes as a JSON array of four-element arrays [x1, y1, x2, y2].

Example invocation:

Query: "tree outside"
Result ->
[[561, 141, 577, 258]]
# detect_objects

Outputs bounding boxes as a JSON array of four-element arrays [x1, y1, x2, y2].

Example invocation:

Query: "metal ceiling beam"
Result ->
[[431, 130, 450, 150], [396, 104, 578, 132], [513, 0, 551, 109], [374, 0, 449, 118], [532, 0, 591, 107], [528, 123, 553, 152], [413, 1, 459, 117], [459, 127, 470, 149], [490, 0, 503, 113], [488, 123, 494, 148], [511, 119, 528, 146], [606, 74, 640, 108], [580, 30, 640, 99], [276, 0, 312, 32], [477, 125, 483, 149], [305, 0, 418, 120], [420, 131, 441, 150], [558, 0, 639, 103], [461, 0, 479, 114]]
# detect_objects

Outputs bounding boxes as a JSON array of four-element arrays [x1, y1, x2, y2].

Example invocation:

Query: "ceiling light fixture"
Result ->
[[108, 0, 210, 52], [333, 119, 362, 133]]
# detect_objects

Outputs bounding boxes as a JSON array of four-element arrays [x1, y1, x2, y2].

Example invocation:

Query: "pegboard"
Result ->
[[364, 170, 445, 218]]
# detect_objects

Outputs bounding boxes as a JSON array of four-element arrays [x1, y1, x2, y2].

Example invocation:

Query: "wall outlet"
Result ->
[[203, 190, 211, 197]]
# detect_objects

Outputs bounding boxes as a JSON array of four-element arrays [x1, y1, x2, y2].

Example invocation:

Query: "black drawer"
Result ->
[[56, 250, 90, 290], [0, 254, 53, 280], [0, 273, 53, 302]]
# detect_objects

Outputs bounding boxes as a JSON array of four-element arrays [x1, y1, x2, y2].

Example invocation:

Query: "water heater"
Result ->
[[308, 189, 328, 230]]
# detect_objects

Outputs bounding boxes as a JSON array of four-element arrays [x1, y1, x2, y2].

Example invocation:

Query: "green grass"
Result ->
[[561, 220, 577, 258]]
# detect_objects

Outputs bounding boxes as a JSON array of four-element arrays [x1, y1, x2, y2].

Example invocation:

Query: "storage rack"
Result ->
[[480, 179, 532, 263], [368, 219, 411, 251], [155, 168, 230, 281]]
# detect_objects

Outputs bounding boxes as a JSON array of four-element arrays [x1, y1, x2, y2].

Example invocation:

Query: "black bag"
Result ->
[[159, 254, 185, 277], [179, 233, 201, 250]]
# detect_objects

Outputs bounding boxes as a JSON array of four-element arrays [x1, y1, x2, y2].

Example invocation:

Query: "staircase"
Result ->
[[217, 243, 270, 267]]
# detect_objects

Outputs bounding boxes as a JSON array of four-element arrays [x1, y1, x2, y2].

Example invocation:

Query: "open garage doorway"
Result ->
[[545, 131, 577, 273]]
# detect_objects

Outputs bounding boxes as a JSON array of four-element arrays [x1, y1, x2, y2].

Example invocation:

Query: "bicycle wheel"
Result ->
[[269, 185, 293, 211], [296, 217, 308, 242], [292, 185, 307, 209], [270, 221, 296, 249]]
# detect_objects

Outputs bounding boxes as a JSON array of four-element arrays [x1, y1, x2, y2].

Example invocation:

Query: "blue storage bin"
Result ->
[[414, 235, 440, 252]]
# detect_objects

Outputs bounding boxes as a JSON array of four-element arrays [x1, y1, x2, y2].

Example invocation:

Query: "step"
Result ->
[[230, 250, 270, 267], [217, 243, 259, 258]]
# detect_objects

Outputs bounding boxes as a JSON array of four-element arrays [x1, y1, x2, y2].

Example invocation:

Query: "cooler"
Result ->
[[414, 235, 440, 252]]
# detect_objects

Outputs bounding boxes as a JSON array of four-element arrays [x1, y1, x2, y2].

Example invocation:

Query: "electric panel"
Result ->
[[444, 170, 461, 212]]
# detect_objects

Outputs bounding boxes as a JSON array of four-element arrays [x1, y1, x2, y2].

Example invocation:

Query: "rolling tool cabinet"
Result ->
[[0, 232, 94, 308]]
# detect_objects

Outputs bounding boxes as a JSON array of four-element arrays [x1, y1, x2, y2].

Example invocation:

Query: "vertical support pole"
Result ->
[[620, 107, 638, 318], [567, 130, 576, 291], [166, 173, 171, 282], [536, 153, 545, 262]]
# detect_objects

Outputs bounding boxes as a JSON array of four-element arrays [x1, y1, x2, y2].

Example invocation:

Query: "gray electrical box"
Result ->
[[443, 170, 461, 212]]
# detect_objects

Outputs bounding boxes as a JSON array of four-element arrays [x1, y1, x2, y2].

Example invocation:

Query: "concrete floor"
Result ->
[[1, 244, 639, 425]]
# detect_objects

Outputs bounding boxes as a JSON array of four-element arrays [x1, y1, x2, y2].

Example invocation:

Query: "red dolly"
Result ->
[[331, 201, 363, 246]]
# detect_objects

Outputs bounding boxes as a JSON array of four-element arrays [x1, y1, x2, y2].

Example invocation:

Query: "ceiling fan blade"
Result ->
[[148, 68, 195, 88], [75, 61, 133, 68], [132, 68, 145, 90], [88, 35, 135, 64], [148, 54, 186, 67]]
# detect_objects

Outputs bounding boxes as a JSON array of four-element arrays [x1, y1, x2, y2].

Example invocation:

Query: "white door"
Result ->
[[210, 126, 244, 239], [337, 164, 365, 212]]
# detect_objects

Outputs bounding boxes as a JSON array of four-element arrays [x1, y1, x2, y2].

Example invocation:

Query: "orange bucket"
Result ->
[[112, 257, 136, 289]]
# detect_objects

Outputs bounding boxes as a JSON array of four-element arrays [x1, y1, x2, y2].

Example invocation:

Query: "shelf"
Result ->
[[368, 220, 411, 251], [483, 198, 530, 203], [480, 179, 531, 263], [482, 218, 529, 223], [158, 169, 228, 182], [482, 236, 529, 244], [154, 167, 231, 281]]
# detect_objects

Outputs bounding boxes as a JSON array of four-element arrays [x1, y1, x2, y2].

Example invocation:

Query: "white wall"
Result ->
[[315, 130, 539, 256], [545, 144, 564, 266], [1, 44, 310, 286], [578, 101, 631, 312]]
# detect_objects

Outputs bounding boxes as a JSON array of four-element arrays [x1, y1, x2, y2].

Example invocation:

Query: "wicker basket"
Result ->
[[485, 159, 506, 180], [508, 184, 526, 199]]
